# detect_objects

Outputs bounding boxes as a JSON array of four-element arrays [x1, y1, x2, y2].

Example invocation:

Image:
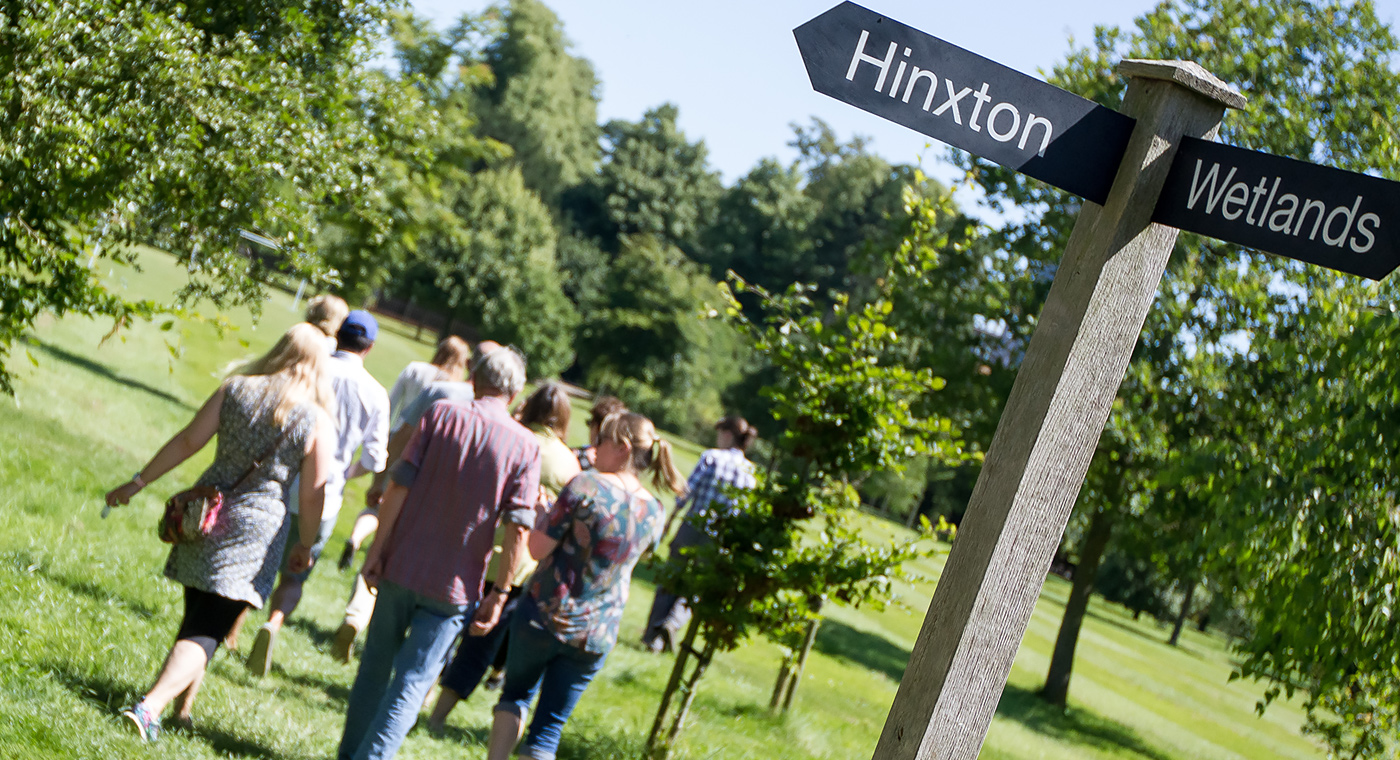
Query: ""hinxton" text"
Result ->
[[846, 30, 1055, 156]]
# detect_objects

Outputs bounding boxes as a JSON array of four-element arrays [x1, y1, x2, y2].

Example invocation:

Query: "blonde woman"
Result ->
[[305, 294, 350, 352], [103, 323, 337, 742], [486, 412, 685, 760]]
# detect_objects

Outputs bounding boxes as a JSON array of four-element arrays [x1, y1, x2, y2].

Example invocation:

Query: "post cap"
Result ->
[[1117, 59, 1248, 110]]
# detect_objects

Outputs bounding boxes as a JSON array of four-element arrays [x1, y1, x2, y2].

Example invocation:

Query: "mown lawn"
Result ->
[[0, 251, 1323, 759]]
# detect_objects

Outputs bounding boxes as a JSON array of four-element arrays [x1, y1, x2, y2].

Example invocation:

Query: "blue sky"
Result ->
[[409, 0, 1400, 212]]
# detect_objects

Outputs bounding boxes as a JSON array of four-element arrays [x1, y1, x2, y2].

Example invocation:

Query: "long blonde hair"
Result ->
[[599, 412, 686, 495], [236, 323, 334, 426]]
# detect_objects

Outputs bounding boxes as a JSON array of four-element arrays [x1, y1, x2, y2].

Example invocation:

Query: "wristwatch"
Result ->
[[489, 583, 514, 597]]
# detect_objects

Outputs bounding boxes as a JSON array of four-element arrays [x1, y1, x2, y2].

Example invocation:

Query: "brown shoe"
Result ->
[[247, 624, 275, 677], [331, 622, 358, 663]]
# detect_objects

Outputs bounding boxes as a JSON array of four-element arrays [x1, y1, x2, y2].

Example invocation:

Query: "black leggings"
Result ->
[[177, 586, 249, 659]]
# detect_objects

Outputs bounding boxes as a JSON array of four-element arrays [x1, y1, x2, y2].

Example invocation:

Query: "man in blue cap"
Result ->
[[247, 309, 391, 676]]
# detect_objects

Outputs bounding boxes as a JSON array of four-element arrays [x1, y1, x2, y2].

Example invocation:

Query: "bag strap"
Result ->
[[230, 423, 297, 494]]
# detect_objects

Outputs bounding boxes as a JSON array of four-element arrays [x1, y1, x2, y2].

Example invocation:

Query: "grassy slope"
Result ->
[[0, 251, 1322, 760]]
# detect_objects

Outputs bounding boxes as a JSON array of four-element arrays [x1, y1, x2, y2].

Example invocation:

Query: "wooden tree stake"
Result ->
[[870, 60, 1246, 760]]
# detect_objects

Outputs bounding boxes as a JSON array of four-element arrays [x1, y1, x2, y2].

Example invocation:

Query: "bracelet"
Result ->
[[488, 583, 513, 597], [131, 472, 147, 489]]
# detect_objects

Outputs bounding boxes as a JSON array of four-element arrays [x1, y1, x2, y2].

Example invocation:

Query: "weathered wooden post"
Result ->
[[870, 60, 1245, 760]]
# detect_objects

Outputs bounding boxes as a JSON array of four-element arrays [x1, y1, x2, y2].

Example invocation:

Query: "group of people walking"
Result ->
[[103, 294, 761, 758]]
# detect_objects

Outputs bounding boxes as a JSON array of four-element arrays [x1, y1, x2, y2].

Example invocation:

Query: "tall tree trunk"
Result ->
[[906, 487, 933, 528], [770, 658, 795, 710], [779, 615, 822, 713], [647, 617, 700, 755], [1041, 507, 1116, 707], [1168, 581, 1196, 646], [646, 618, 716, 760], [660, 640, 716, 750]]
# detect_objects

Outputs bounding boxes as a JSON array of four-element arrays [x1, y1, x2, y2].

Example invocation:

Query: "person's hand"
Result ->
[[105, 481, 142, 509], [468, 590, 509, 636], [365, 483, 385, 508], [361, 546, 386, 590], [537, 485, 552, 509], [287, 543, 314, 573]]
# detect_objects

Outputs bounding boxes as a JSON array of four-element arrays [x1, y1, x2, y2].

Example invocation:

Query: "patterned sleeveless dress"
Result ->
[[163, 376, 317, 608]]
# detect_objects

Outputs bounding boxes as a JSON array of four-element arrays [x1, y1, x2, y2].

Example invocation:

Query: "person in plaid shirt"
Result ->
[[641, 416, 758, 652]]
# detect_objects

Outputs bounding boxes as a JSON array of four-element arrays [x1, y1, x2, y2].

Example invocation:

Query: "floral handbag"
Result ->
[[158, 428, 291, 544]]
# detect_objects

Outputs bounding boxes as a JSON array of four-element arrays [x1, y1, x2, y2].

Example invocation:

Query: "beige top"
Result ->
[[486, 425, 581, 587]]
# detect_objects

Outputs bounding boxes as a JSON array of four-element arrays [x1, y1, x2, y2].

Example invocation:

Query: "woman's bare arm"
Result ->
[[287, 411, 335, 572], [527, 529, 559, 561], [105, 382, 227, 507]]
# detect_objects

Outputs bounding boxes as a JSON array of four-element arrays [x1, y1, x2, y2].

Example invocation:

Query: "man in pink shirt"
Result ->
[[337, 346, 541, 760]]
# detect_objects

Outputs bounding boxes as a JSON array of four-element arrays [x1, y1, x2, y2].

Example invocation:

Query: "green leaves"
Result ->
[[652, 191, 977, 659], [1, 0, 393, 390]]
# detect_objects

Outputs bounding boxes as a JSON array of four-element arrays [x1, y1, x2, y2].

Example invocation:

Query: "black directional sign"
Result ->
[[794, 2, 1136, 205], [1155, 138, 1400, 280]]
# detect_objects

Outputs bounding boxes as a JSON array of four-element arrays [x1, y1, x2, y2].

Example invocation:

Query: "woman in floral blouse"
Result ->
[[485, 411, 686, 760]]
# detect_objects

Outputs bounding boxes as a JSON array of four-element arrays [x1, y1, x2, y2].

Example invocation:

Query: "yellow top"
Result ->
[[485, 426, 580, 588]]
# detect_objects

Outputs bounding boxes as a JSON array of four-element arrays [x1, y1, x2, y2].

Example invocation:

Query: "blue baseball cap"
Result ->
[[340, 310, 378, 343]]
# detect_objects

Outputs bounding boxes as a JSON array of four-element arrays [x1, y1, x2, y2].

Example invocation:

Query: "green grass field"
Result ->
[[0, 251, 1324, 759]]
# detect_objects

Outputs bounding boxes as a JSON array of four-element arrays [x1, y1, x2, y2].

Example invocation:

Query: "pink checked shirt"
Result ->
[[382, 396, 542, 606]]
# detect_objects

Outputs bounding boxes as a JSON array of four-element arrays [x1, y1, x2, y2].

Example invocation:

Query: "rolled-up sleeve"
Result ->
[[502, 446, 543, 528]]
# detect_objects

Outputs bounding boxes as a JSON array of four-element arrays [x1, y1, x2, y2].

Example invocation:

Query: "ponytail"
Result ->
[[647, 439, 687, 496], [598, 411, 687, 495]]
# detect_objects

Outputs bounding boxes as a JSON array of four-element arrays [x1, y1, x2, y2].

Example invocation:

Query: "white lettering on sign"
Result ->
[[846, 29, 1054, 156], [1186, 158, 1381, 254]]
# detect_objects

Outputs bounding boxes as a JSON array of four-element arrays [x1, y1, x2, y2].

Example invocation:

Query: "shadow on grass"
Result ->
[[51, 662, 289, 758], [814, 620, 1171, 760], [436, 723, 490, 748], [286, 616, 337, 650], [275, 667, 352, 707], [30, 339, 194, 411], [997, 683, 1173, 760], [813, 618, 909, 682], [37, 566, 162, 619], [431, 708, 644, 759], [190, 723, 280, 759], [553, 724, 646, 760], [1082, 606, 1176, 649], [48, 662, 143, 712]]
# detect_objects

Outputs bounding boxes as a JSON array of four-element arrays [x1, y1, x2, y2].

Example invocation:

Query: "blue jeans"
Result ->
[[337, 581, 472, 760], [494, 607, 609, 760]]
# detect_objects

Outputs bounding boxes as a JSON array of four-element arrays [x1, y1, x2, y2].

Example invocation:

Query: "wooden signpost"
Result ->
[[794, 3, 1400, 760]]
